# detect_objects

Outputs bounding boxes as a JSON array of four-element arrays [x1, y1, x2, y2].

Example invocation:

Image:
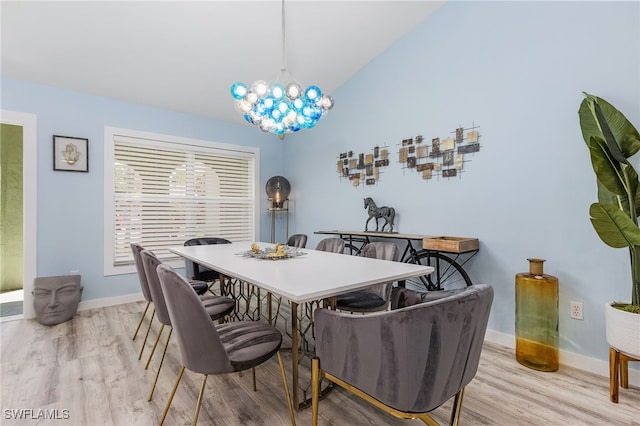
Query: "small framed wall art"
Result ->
[[53, 135, 88, 172]]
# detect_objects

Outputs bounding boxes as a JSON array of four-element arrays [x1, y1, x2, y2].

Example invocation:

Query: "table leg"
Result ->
[[293, 300, 335, 410], [329, 296, 336, 310], [219, 274, 227, 295], [291, 301, 300, 410]]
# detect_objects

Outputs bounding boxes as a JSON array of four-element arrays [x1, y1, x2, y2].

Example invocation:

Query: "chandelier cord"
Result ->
[[280, 0, 287, 73]]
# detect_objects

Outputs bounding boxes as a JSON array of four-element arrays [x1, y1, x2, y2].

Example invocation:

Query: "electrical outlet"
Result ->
[[570, 301, 584, 320]]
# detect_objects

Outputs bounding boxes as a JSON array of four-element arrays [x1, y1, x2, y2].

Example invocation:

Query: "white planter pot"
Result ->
[[605, 302, 640, 358]]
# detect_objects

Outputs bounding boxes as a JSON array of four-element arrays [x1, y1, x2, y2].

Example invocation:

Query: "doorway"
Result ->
[[0, 122, 24, 316], [0, 110, 37, 320]]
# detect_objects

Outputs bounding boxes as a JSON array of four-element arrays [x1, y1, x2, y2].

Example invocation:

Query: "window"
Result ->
[[104, 127, 259, 275]]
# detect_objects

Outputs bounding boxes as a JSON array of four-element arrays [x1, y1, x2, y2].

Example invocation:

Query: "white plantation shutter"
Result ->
[[105, 129, 257, 274]]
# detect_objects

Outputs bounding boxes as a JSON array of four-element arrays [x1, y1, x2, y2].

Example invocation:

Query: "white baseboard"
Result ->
[[484, 329, 639, 387], [0, 293, 145, 323], [77, 292, 145, 311], [485, 329, 515, 348]]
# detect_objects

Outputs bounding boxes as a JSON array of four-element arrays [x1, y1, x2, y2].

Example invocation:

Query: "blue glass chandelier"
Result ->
[[230, 0, 334, 137]]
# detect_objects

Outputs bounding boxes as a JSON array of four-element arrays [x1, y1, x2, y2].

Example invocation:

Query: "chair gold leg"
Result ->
[[132, 301, 150, 340], [145, 324, 165, 370], [324, 370, 440, 426], [417, 414, 441, 426], [149, 328, 172, 401], [138, 308, 156, 360], [450, 388, 465, 426], [159, 365, 185, 426], [311, 357, 319, 426], [278, 352, 296, 426], [192, 375, 208, 426]]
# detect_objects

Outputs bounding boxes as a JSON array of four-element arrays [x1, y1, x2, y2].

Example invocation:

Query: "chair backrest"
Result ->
[[359, 242, 399, 300], [183, 237, 231, 281], [315, 284, 494, 413], [390, 286, 458, 308], [156, 263, 234, 375], [131, 243, 152, 302], [287, 233, 308, 248], [184, 237, 231, 247], [315, 238, 345, 253], [361, 242, 398, 261], [140, 250, 171, 327]]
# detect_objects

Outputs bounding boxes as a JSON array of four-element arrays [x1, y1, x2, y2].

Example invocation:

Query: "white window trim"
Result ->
[[103, 126, 260, 276]]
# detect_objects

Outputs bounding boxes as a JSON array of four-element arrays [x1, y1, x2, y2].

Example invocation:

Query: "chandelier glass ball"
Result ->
[[230, 79, 334, 136]]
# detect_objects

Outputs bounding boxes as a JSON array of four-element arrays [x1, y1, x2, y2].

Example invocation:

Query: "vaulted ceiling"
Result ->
[[1, 1, 444, 126]]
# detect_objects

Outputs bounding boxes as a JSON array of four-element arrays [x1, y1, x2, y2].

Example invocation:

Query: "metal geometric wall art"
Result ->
[[335, 123, 480, 186], [336, 144, 391, 188], [398, 123, 481, 180]]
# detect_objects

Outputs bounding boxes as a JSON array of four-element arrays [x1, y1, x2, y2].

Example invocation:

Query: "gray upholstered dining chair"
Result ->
[[184, 237, 231, 293], [287, 233, 308, 248], [131, 243, 213, 360], [131, 243, 154, 344], [315, 237, 345, 253], [335, 242, 399, 313], [140, 250, 235, 401], [311, 284, 494, 426], [156, 263, 296, 426]]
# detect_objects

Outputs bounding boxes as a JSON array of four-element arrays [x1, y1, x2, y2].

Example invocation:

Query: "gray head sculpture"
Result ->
[[33, 275, 83, 325]]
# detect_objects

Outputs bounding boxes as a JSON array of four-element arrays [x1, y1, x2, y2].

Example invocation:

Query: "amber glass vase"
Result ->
[[515, 258, 559, 371]]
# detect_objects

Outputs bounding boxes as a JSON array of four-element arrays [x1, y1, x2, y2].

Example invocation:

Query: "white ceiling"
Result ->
[[1, 1, 444, 126]]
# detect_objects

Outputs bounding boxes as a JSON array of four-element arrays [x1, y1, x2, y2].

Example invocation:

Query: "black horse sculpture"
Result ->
[[364, 197, 395, 232]]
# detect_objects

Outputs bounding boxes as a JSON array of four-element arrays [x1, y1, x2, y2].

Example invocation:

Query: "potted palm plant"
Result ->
[[578, 92, 640, 358]]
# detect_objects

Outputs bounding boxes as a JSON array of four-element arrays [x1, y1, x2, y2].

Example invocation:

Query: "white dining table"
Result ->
[[169, 241, 434, 409]]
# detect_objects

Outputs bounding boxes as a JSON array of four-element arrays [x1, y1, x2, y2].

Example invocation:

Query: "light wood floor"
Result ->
[[1, 301, 638, 426]]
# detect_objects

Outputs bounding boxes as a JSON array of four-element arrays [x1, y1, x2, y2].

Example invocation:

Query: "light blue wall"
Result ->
[[284, 1, 640, 363], [1, 78, 284, 300], [1, 1, 638, 366]]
